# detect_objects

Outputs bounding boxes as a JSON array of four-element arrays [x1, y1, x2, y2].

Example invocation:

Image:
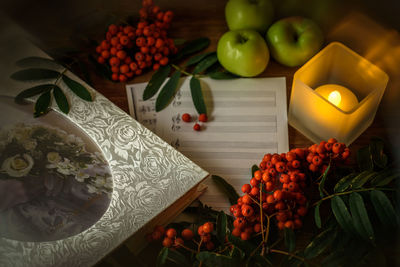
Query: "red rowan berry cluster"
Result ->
[[230, 138, 350, 240], [181, 113, 208, 131], [95, 0, 177, 82], [149, 222, 215, 251]]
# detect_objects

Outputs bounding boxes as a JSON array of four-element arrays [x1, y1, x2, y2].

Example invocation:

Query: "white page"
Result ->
[[126, 77, 288, 211]]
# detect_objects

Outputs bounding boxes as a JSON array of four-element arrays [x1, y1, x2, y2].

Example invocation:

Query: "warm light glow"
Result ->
[[328, 90, 341, 106], [314, 84, 359, 112]]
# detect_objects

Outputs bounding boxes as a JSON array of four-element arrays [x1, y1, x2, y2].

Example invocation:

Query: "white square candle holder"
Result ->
[[288, 42, 389, 145]]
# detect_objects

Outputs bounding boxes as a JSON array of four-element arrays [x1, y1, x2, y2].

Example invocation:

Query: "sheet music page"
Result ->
[[126, 77, 288, 211]]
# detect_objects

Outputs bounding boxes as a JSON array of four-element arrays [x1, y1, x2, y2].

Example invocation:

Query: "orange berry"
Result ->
[[136, 37, 146, 47], [155, 38, 164, 48], [120, 64, 130, 74], [101, 50, 110, 59], [141, 46, 150, 54], [206, 241, 215, 251], [199, 113, 208, 122], [123, 26, 134, 34], [135, 52, 145, 61], [119, 74, 127, 82], [254, 170, 262, 181], [109, 57, 120, 67], [111, 73, 119, 81], [193, 123, 201, 131], [166, 228, 177, 238], [111, 66, 119, 73], [284, 220, 294, 230], [135, 69, 142, 75], [198, 225, 205, 236], [159, 57, 169, 66], [100, 40, 110, 50], [174, 237, 184, 247], [129, 62, 138, 71], [108, 24, 118, 35], [232, 227, 241, 237], [116, 50, 127, 60], [181, 229, 194, 240], [182, 113, 191, 122], [203, 222, 214, 234], [120, 35, 129, 46], [162, 237, 173, 247], [240, 231, 250, 241], [266, 194, 275, 204], [153, 63, 160, 70], [97, 56, 105, 64], [151, 230, 162, 240], [95, 45, 102, 53], [241, 184, 251, 194]]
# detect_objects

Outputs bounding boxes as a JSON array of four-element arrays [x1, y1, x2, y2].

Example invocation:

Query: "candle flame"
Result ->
[[328, 90, 341, 107]]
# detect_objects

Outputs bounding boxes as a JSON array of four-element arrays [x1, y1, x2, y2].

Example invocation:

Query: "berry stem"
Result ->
[[54, 68, 68, 86], [171, 63, 193, 76], [313, 187, 397, 206], [177, 243, 197, 253], [259, 183, 265, 242]]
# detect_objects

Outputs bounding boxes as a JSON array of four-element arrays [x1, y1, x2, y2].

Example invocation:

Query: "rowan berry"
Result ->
[[206, 241, 215, 251], [163, 11, 174, 23], [275, 201, 286, 210], [165, 228, 177, 238], [111, 73, 119, 81], [108, 24, 118, 35], [233, 217, 246, 229], [312, 155, 322, 166], [273, 189, 283, 201], [241, 184, 251, 194], [306, 152, 314, 163], [292, 160, 301, 169], [275, 161, 286, 172], [266, 194, 275, 204], [342, 150, 350, 159], [284, 220, 294, 229], [138, 61, 147, 69], [294, 148, 305, 158], [156, 11, 164, 20], [135, 69, 142, 75], [181, 229, 194, 240], [297, 206, 307, 216], [109, 57, 120, 67], [202, 234, 211, 243], [151, 230, 162, 240], [250, 186, 259, 196], [203, 222, 214, 234], [278, 221, 285, 230], [163, 47, 170, 56], [141, 46, 150, 54], [276, 212, 288, 222], [125, 57, 132, 64], [181, 113, 191, 122], [97, 56, 105, 64], [136, 37, 146, 47], [120, 64, 130, 74], [111, 66, 119, 73], [155, 38, 164, 48], [193, 123, 201, 131], [174, 237, 184, 247], [265, 181, 274, 191], [271, 154, 281, 164], [197, 225, 205, 236], [162, 237, 173, 247], [96, 45, 102, 53], [100, 40, 110, 50], [294, 219, 303, 229], [332, 142, 344, 154], [286, 152, 296, 162], [232, 227, 241, 237], [135, 52, 145, 62], [241, 205, 254, 217], [250, 178, 259, 187], [328, 138, 337, 143], [288, 182, 299, 192], [199, 113, 208, 122], [280, 174, 290, 184], [290, 173, 299, 182], [123, 26, 134, 34], [253, 223, 262, 233], [120, 35, 129, 46], [159, 57, 169, 66], [240, 232, 251, 241], [153, 63, 160, 70]]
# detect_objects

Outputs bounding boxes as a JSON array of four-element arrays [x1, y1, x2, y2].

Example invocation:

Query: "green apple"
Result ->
[[266, 16, 324, 67], [225, 0, 274, 34], [217, 29, 269, 77]]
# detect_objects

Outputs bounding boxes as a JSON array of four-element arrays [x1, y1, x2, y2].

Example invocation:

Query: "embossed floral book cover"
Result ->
[[0, 20, 209, 267]]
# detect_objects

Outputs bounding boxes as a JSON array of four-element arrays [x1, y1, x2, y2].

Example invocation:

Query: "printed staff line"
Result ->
[[172, 101, 276, 109], [181, 151, 264, 160], [178, 125, 277, 133], [178, 140, 278, 149], [214, 115, 276, 122], [178, 90, 276, 98]]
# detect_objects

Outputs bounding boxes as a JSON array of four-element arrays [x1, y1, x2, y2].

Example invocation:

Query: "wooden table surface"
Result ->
[[2, 0, 399, 158]]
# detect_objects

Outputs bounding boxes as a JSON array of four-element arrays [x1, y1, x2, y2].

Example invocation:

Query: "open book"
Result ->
[[126, 77, 289, 211]]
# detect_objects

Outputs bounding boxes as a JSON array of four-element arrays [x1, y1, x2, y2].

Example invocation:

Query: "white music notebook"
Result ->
[[126, 77, 288, 211]]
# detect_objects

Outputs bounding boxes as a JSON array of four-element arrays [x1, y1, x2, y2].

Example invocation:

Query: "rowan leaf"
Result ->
[[350, 171, 377, 189], [284, 228, 296, 252], [349, 192, 374, 241], [370, 190, 398, 228], [156, 247, 168, 267], [331, 196, 354, 234], [209, 71, 239, 80], [167, 249, 190, 267], [334, 173, 357, 193], [34, 90, 51, 117], [143, 65, 171, 100], [216, 211, 227, 245], [185, 51, 214, 67], [369, 137, 387, 168], [155, 71, 181, 112], [314, 203, 321, 228], [173, 37, 210, 61], [212, 175, 239, 205], [189, 76, 207, 115], [62, 75, 93, 101], [15, 84, 54, 103], [357, 146, 373, 171], [11, 68, 59, 81], [319, 164, 331, 197], [193, 52, 218, 74], [16, 56, 59, 68], [53, 86, 69, 114], [196, 251, 234, 267], [304, 228, 337, 259], [371, 169, 400, 186]]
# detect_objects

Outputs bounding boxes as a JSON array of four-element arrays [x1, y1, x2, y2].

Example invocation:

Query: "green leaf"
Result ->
[[246, 254, 272, 267], [196, 251, 233, 267], [173, 37, 210, 61], [331, 196, 354, 234], [321, 249, 349, 267], [185, 51, 215, 67], [228, 234, 256, 256], [155, 71, 181, 112], [349, 192, 374, 241], [304, 228, 337, 259], [156, 247, 168, 267], [173, 38, 186, 46], [193, 52, 218, 74], [314, 203, 321, 228], [209, 71, 239, 80], [62, 75, 93, 101], [319, 164, 331, 197], [350, 171, 377, 189], [369, 137, 387, 168], [334, 173, 357, 193], [284, 228, 296, 252], [11, 68, 59, 81], [357, 146, 373, 171], [15, 84, 54, 103], [88, 54, 112, 80], [251, 165, 259, 177], [230, 246, 244, 260], [370, 190, 398, 228], [189, 76, 207, 115], [166, 248, 191, 267], [143, 65, 171, 100], [53, 86, 69, 114], [34, 90, 51, 117], [16, 56, 59, 68], [212, 175, 240, 205], [216, 211, 227, 245], [371, 169, 400, 186]]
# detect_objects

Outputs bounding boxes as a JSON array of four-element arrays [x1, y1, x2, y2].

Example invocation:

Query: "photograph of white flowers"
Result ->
[[0, 96, 113, 242]]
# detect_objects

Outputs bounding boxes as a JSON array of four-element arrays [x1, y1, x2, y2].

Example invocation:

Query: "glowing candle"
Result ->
[[314, 84, 359, 112]]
